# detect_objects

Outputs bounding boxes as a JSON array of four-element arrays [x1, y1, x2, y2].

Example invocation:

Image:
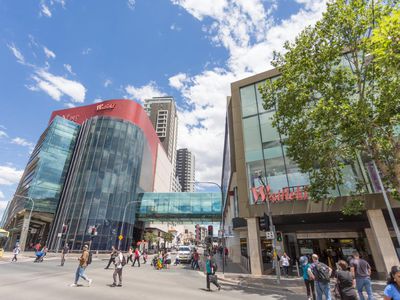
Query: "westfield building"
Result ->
[[3, 100, 173, 251]]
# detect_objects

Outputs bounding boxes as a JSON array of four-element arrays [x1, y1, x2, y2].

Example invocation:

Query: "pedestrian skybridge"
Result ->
[[137, 192, 221, 222]]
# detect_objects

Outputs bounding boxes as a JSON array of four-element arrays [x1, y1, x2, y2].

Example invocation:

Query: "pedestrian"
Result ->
[[192, 249, 200, 270], [132, 248, 140, 267], [164, 251, 171, 269], [309, 253, 332, 300], [224, 247, 229, 265], [384, 265, 400, 300], [205, 254, 221, 291], [105, 246, 117, 269], [34, 242, 41, 253], [336, 260, 357, 300], [300, 256, 316, 300], [111, 249, 126, 287], [127, 247, 133, 264], [281, 252, 291, 277], [11, 244, 21, 262], [350, 251, 374, 300], [61, 243, 69, 266], [70, 244, 92, 287], [142, 249, 148, 264]]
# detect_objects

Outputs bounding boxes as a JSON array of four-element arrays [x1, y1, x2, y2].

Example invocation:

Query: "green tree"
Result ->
[[259, 0, 400, 213], [144, 231, 157, 246], [163, 232, 174, 248]]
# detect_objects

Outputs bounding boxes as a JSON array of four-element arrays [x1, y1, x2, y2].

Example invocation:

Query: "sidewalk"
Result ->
[[210, 254, 386, 298]]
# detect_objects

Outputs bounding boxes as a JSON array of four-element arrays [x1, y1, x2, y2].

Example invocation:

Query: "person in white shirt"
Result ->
[[112, 249, 126, 287], [281, 252, 291, 277], [12, 244, 21, 262]]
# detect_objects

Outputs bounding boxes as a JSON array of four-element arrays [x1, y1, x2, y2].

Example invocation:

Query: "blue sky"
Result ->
[[0, 0, 327, 219]]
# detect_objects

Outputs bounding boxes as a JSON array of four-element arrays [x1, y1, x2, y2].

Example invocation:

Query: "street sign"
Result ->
[[118, 235, 123, 241], [265, 231, 274, 240]]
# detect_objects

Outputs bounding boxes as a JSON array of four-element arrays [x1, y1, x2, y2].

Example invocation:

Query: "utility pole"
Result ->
[[256, 172, 281, 284]]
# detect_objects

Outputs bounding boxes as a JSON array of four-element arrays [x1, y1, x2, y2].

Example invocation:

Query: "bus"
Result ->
[[0, 229, 10, 258]]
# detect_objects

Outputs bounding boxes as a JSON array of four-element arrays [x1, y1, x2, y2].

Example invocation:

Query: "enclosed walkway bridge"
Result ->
[[137, 192, 221, 222]]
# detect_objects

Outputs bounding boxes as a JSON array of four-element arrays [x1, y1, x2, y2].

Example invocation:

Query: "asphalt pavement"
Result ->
[[0, 253, 306, 300]]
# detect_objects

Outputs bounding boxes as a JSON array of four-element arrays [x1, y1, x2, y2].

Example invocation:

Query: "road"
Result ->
[[0, 255, 304, 300]]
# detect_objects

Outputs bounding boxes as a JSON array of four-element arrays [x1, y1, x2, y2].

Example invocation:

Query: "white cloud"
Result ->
[[169, 73, 188, 90], [82, 48, 92, 55], [93, 98, 104, 103], [0, 166, 23, 186], [64, 64, 76, 75], [64, 103, 76, 108], [170, 0, 327, 183], [170, 24, 182, 31], [104, 79, 112, 87], [125, 81, 164, 103], [11, 137, 34, 148], [41, 4, 52, 17], [0, 191, 4, 199], [0, 130, 8, 138], [7, 43, 25, 64], [43, 46, 56, 59], [31, 69, 86, 103], [127, 0, 136, 10], [0, 200, 9, 222]]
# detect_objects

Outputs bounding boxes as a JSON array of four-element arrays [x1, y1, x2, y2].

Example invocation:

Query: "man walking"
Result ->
[[61, 243, 69, 266], [350, 251, 374, 300], [132, 248, 140, 267], [111, 249, 125, 287], [11, 244, 21, 262], [205, 254, 221, 291], [105, 246, 117, 269], [309, 254, 332, 300], [70, 245, 92, 287]]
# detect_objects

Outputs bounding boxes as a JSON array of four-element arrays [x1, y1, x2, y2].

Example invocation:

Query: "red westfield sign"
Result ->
[[252, 185, 308, 203], [96, 103, 116, 111]]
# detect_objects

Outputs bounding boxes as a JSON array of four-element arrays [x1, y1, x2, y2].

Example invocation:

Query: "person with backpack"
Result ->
[[70, 244, 92, 287], [205, 254, 221, 291], [300, 255, 316, 300], [384, 265, 400, 300], [111, 249, 126, 287], [309, 253, 332, 300], [350, 251, 374, 300]]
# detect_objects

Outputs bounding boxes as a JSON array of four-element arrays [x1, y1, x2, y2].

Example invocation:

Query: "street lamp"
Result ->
[[255, 171, 281, 284], [118, 201, 137, 250], [190, 180, 226, 274], [13, 194, 35, 251]]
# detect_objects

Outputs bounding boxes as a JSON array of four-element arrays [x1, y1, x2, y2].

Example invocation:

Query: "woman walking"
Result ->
[[336, 260, 358, 300], [384, 266, 400, 300], [300, 256, 315, 300]]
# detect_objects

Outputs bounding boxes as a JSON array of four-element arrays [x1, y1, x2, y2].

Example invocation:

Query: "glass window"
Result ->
[[242, 116, 263, 162], [240, 85, 258, 117], [259, 112, 280, 143]]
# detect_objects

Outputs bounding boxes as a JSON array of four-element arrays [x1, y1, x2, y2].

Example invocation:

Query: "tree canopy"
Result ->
[[259, 0, 400, 214]]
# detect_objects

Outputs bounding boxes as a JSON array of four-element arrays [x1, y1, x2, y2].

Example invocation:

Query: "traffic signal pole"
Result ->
[[258, 174, 281, 284]]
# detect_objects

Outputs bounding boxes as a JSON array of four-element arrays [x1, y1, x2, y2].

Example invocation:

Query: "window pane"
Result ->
[[240, 85, 258, 117], [242, 116, 262, 162]]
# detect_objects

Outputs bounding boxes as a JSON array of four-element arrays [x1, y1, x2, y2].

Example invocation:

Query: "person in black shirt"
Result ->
[[337, 260, 357, 300]]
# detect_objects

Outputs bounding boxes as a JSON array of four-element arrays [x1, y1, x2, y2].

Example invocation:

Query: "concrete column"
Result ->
[[19, 212, 31, 251], [365, 228, 386, 277], [247, 218, 263, 275], [367, 209, 400, 277]]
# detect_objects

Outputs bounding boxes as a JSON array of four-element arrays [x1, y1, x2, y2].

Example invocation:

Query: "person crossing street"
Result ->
[[111, 249, 126, 287], [70, 245, 92, 287]]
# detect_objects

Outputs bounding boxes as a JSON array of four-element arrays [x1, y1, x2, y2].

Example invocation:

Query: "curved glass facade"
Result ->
[[240, 80, 367, 201], [49, 116, 149, 251]]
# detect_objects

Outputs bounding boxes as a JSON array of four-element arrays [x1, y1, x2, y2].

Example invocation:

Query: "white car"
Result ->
[[177, 246, 192, 263]]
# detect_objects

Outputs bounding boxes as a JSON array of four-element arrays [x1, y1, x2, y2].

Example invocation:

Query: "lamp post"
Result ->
[[255, 172, 281, 284], [191, 180, 226, 274], [118, 201, 137, 250], [13, 194, 35, 251]]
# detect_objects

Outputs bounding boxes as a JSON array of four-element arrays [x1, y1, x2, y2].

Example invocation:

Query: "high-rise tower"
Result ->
[[176, 148, 195, 192]]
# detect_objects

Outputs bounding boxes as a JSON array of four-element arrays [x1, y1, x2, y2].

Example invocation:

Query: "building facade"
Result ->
[[4, 100, 170, 251], [176, 148, 195, 192], [222, 69, 400, 279]]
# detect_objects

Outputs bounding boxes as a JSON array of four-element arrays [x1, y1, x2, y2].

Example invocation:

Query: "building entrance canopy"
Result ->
[[137, 192, 221, 222]]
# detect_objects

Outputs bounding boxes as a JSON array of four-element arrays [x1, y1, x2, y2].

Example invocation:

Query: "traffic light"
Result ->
[[208, 225, 213, 236], [91, 226, 96, 236], [259, 213, 270, 231], [276, 231, 283, 242]]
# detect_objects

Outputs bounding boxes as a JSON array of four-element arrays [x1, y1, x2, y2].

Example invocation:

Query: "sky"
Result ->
[[0, 0, 328, 219]]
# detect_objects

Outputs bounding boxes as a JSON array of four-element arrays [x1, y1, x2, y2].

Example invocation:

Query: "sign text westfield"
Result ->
[[252, 185, 308, 203], [96, 103, 116, 111]]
